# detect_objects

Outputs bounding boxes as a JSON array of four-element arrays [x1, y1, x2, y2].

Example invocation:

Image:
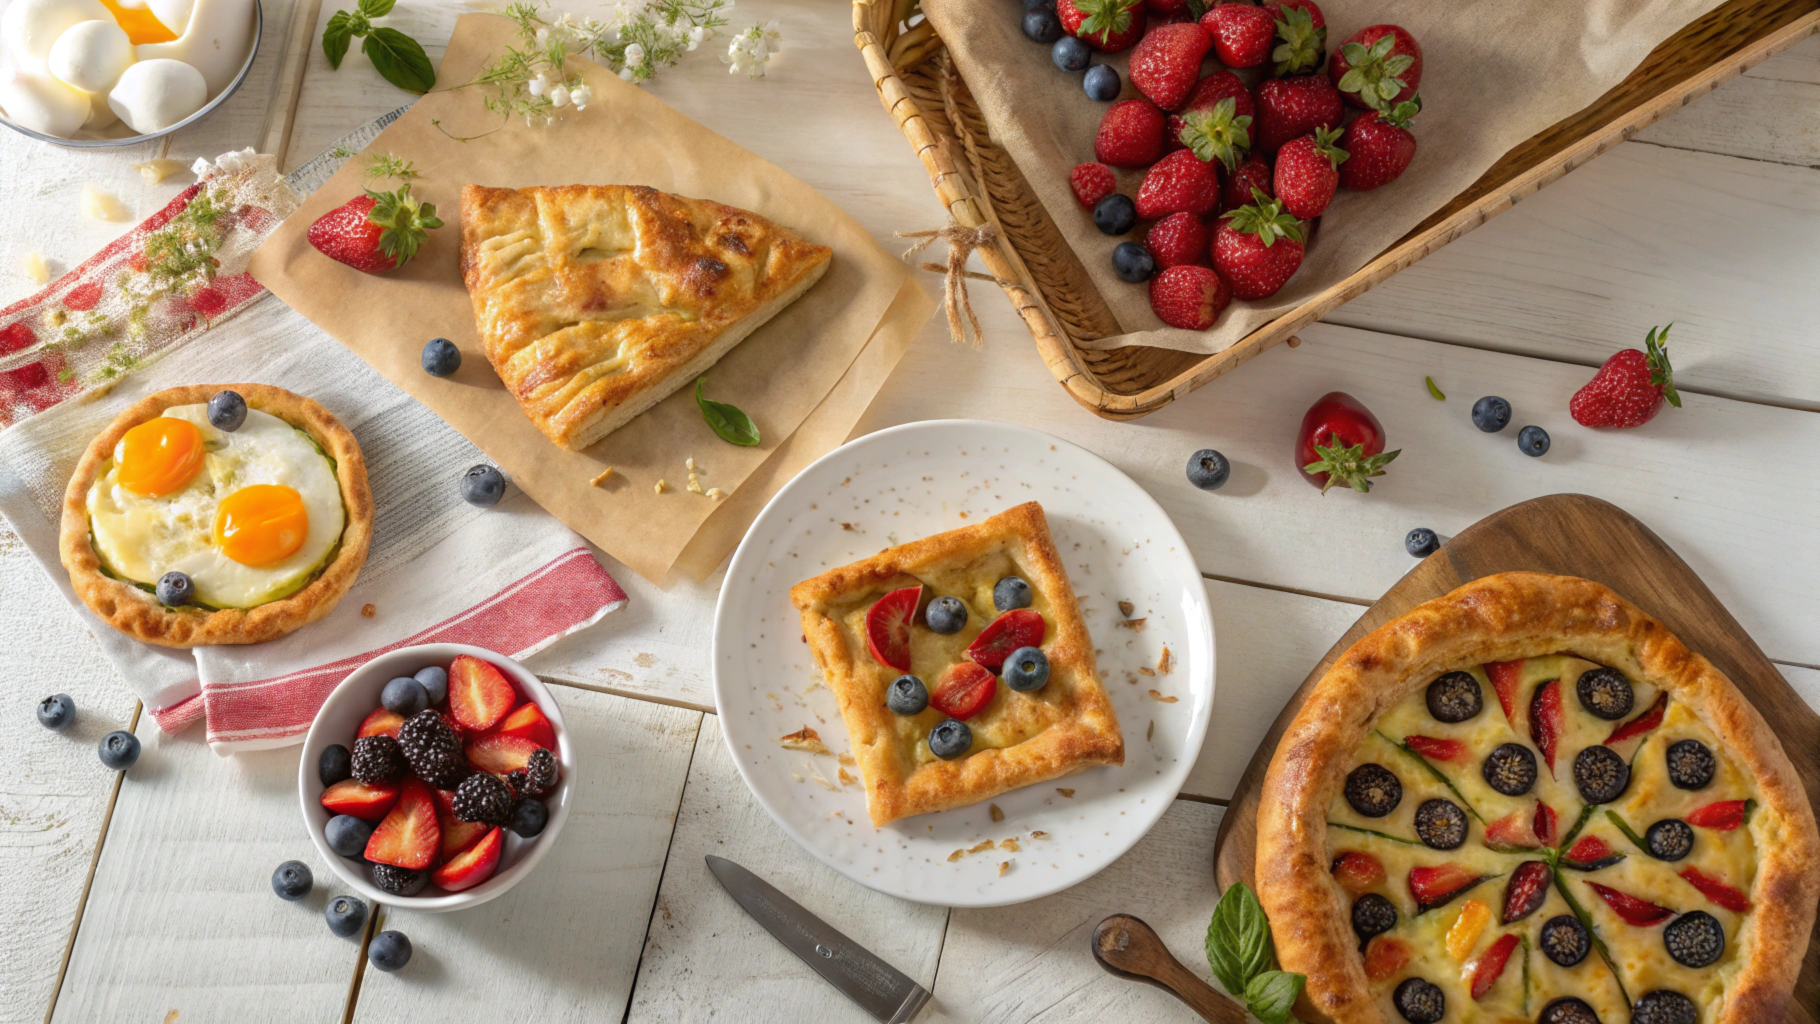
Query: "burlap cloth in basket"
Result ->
[[922, 0, 1724, 354]]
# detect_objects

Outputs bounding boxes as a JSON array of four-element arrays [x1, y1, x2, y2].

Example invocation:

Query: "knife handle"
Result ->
[[1091, 914, 1249, 1024]]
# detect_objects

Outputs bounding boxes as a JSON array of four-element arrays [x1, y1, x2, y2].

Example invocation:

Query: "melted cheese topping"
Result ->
[[1327, 655, 1759, 1023]]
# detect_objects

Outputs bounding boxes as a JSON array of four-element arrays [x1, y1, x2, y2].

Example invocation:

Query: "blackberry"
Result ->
[[1482, 743, 1538, 796], [1540, 997, 1602, 1024], [1414, 799, 1468, 850], [397, 710, 468, 788], [1665, 739, 1716, 790], [1663, 911, 1724, 968], [1573, 745, 1631, 804], [1576, 668, 1634, 720], [1425, 671, 1483, 723], [350, 735, 406, 784], [1631, 991, 1698, 1024], [1539, 914, 1590, 966], [504, 748, 557, 798], [1344, 763, 1402, 818], [1393, 978, 1444, 1024], [1645, 818, 1694, 861], [369, 863, 427, 897], [452, 772, 514, 825], [1351, 893, 1397, 945]]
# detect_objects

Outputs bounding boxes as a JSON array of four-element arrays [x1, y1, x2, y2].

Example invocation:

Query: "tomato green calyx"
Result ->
[[1305, 433, 1401, 493]]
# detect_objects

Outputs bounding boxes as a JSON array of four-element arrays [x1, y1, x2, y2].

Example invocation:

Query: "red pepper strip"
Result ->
[[1529, 679, 1563, 775], [1604, 692, 1668, 745], [1679, 866, 1751, 912], [1585, 881, 1673, 926], [1685, 800, 1748, 831], [1486, 659, 1524, 722], [1404, 735, 1469, 763], [1533, 802, 1557, 847], [1469, 933, 1521, 1000]]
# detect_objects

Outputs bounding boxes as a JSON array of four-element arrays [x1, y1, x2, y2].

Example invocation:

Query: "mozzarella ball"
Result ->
[[1, 0, 110, 74], [49, 19, 134, 93], [0, 66, 90, 136], [107, 56, 203, 132]]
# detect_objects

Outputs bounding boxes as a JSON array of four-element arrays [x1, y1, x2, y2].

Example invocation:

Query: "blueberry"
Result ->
[[325, 895, 368, 938], [319, 743, 352, 786], [925, 596, 968, 635], [929, 719, 972, 760], [460, 464, 506, 507], [368, 930, 413, 972], [1471, 396, 1511, 433], [1093, 193, 1136, 236], [1051, 35, 1091, 72], [1023, 0, 1051, 8], [1004, 647, 1050, 692], [421, 337, 461, 377], [156, 571, 194, 607], [325, 814, 375, 858], [98, 730, 140, 770], [412, 665, 448, 705], [1021, 8, 1061, 43], [1517, 425, 1550, 457], [37, 693, 74, 731], [1405, 528, 1439, 557], [1185, 449, 1229, 490], [509, 797, 549, 838], [887, 675, 929, 715], [993, 576, 1033, 612], [1111, 241, 1155, 283], [271, 860, 313, 901], [207, 389, 247, 431], [1083, 63, 1120, 101], [380, 677, 430, 716]]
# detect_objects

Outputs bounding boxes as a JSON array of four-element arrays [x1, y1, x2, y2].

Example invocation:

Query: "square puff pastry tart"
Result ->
[[458, 184, 832, 451], [791, 502, 1123, 826]]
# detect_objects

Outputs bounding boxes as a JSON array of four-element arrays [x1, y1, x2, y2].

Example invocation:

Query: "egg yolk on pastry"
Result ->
[[116, 417, 204, 496], [213, 484, 309, 567]]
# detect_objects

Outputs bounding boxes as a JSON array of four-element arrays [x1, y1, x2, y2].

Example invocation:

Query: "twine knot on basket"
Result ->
[[896, 222, 1012, 347]]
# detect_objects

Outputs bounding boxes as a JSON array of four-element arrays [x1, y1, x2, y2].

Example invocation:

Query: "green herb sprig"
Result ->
[[323, 0, 435, 94], [696, 377, 759, 447], [1205, 882, 1305, 1024]]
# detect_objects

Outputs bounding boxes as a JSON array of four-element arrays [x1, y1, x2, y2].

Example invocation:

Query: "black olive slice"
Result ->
[[1394, 978, 1445, 1024], [1631, 991, 1698, 1024], [1541, 997, 1602, 1024], [1539, 914, 1591, 966], [1414, 798, 1468, 850], [1351, 893, 1398, 945], [1344, 763, 1403, 818], [1573, 745, 1631, 804], [1645, 818, 1695, 861], [1576, 667, 1635, 720], [1426, 671, 1483, 723], [1665, 739, 1717, 790], [1663, 910, 1725, 968], [1483, 742, 1538, 796]]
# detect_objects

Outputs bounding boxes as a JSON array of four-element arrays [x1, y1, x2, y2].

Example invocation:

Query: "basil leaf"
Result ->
[[696, 376, 761, 446], [1205, 881, 1271, 997], [363, 27, 435, 93], [357, 0, 394, 17], [322, 9, 357, 69], [1245, 970, 1305, 1024]]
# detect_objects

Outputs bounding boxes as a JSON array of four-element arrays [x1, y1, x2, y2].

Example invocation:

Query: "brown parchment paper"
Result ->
[[922, 0, 1726, 353], [250, 14, 932, 584]]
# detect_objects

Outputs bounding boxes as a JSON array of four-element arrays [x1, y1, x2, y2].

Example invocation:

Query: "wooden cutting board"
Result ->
[[1209, 493, 1820, 1023]]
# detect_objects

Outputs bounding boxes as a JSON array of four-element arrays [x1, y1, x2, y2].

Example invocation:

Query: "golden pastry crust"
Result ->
[[59, 384, 373, 648], [1255, 572, 1819, 1024], [791, 502, 1124, 826], [459, 184, 832, 451]]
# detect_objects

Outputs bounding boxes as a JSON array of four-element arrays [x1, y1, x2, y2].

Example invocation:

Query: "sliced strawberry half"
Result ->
[[1486, 659, 1524, 722], [1563, 835, 1625, 871], [435, 787, 492, 860], [1404, 735, 1468, 763], [357, 707, 405, 738], [931, 662, 997, 721], [1529, 679, 1563, 776], [1533, 802, 1558, 846], [1501, 861, 1552, 923], [449, 654, 518, 733], [320, 778, 399, 821], [1586, 881, 1673, 925], [430, 826, 503, 892], [1604, 692, 1667, 746], [1331, 850, 1385, 893], [1685, 799, 1748, 831], [1485, 811, 1542, 850], [1410, 863, 1491, 913], [965, 609, 1046, 672], [1466, 933, 1520, 1000], [487, 701, 557, 750], [864, 585, 921, 671], [364, 778, 440, 870], [466, 731, 544, 776], [1679, 866, 1751, 912], [1363, 936, 1412, 981]]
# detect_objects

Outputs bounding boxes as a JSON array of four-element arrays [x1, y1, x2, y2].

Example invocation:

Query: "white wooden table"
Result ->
[[4, 3, 1818, 1021]]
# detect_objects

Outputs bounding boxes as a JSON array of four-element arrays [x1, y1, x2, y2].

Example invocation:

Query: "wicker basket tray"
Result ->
[[853, 0, 1820, 421]]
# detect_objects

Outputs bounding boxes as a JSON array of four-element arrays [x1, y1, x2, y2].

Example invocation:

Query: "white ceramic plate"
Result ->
[[713, 420, 1214, 907]]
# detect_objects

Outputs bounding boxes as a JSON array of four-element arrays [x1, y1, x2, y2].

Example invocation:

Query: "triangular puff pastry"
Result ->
[[459, 184, 833, 451]]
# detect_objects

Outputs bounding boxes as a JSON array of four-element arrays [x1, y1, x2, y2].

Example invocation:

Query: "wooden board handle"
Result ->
[[1091, 914, 1248, 1024]]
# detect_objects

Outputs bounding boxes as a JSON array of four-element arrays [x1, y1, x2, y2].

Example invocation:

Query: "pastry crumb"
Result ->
[[1158, 645, 1173, 674], [840, 522, 857, 531], [1118, 600, 1135, 617], [777, 726, 831, 756], [81, 184, 127, 222], [1031, 830, 1049, 840], [706, 487, 724, 499], [21, 251, 48, 285], [968, 839, 995, 854], [838, 767, 857, 786], [654, 478, 667, 494], [360, 604, 376, 618], [1056, 788, 1075, 798], [1118, 618, 1147, 631], [1138, 666, 1155, 677], [989, 803, 1004, 822], [998, 860, 1011, 877], [948, 849, 965, 862], [590, 467, 614, 487], [686, 457, 707, 494], [1149, 689, 1178, 703], [1000, 837, 1020, 852], [836, 751, 855, 766], [132, 158, 187, 183], [807, 764, 838, 791], [958, 511, 968, 519], [1147, 720, 1155, 741], [791, 773, 804, 783]]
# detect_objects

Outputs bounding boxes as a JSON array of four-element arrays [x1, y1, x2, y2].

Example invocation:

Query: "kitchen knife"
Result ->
[[705, 855, 931, 1023]]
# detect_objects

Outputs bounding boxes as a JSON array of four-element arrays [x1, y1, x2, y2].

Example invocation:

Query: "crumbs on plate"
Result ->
[[778, 726, 832, 756]]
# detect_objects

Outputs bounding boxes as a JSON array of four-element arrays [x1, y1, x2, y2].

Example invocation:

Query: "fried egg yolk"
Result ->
[[213, 483, 308, 567], [116, 416, 204, 496]]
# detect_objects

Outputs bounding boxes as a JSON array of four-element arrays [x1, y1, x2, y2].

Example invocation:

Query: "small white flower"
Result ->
[[625, 42, 646, 67], [620, 67, 636, 81], [569, 83, 592, 110], [527, 73, 549, 97], [549, 83, 570, 107], [760, 19, 781, 52], [534, 26, 549, 45]]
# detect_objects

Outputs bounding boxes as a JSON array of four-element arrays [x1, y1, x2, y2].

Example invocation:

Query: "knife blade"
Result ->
[[705, 855, 931, 1023]]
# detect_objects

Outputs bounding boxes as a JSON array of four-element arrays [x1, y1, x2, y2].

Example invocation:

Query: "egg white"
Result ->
[[86, 403, 346, 609]]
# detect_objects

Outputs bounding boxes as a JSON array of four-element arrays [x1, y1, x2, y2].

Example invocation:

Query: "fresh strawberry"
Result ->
[[321, 778, 399, 821], [1296, 391, 1398, 493], [357, 707, 405, 739], [1168, 70, 1255, 147], [1485, 811, 1543, 850], [965, 608, 1046, 671], [1567, 835, 1612, 863], [1466, 934, 1520, 1000], [1060, 0, 1147, 52], [1679, 867, 1751, 912], [434, 787, 492, 860], [1338, 99, 1418, 190], [1501, 861, 1552, 923], [1175, 95, 1252, 171], [1096, 99, 1168, 167], [448, 654, 518, 733], [306, 186, 442, 275], [1070, 162, 1118, 209], [1253, 74, 1340, 153], [1136, 149, 1221, 219], [1331, 850, 1385, 893], [1586, 881, 1673, 926], [1329, 24, 1422, 109], [864, 585, 921, 671], [1266, 0, 1325, 76], [1404, 735, 1468, 763], [1410, 863, 1490, 913], [1213, 190, 1303, 300], [1148, 265, 1230, 330], [1145, 212, 1210, 269], [1529, 679, 1563, 776], [1130, 22, 1212, 110], [1534, 802, 1558, 846], [1686, 800, 1749, 831], [1605, 692, 1668, 745], [466, 731, 544, 776], [487, 701, 557, 751], [1200, 2, 1275, 68], [1570, 325, 1682, 429], [1221, 154, 1273, 211], [1273, 126, 1346, 219], [932, 661, 997, 720], [1486, 660, 1524, 722], [364, 778, 440, 870], [1146, 0, 1194, 13], [431, 826, 503, 892], [1363, 936, 1412, 981]]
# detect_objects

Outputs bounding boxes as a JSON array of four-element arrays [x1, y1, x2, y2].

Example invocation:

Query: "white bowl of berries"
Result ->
[[298, 643, 573, 911]]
